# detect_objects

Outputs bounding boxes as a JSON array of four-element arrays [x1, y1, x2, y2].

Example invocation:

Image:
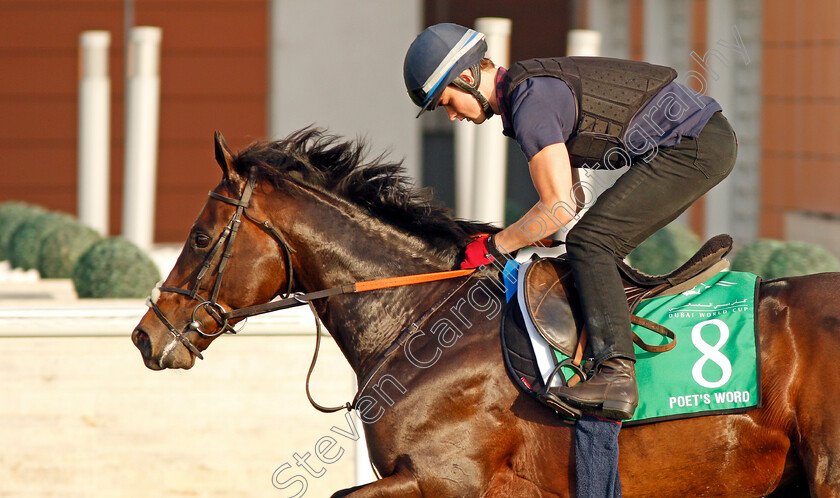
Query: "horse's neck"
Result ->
[[276, 187, 459, 376]]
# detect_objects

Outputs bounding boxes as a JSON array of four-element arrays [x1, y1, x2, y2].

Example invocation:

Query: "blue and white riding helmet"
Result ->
[[403, 23, 493, 119]]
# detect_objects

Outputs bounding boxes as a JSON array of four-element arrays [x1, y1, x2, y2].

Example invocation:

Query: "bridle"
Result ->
[[141, 164, 568, 482], [144, 166, 477, 384], [144, 166, 485, 417], [145, 167, 297, 363]]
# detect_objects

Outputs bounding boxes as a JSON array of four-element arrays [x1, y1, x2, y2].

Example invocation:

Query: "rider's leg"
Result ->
[[543, 112, 738, 420], [557, 221, 640, 420]]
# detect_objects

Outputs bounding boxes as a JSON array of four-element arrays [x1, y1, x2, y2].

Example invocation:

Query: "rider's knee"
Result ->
[[566, 225, 617, 258]]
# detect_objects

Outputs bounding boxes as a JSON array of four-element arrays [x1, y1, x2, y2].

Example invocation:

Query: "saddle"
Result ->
[[522, 234, 734, 360]]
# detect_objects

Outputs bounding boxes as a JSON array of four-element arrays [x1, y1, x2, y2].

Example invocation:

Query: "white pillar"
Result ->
[[471, 17, 511, 226], [704, 0, 735, 239], [567, 29, 602, 57], [78, 31, 111, 236], [642, 0, 669, 65], [122, 26, 162, 251], [453, 121, 475, 219]]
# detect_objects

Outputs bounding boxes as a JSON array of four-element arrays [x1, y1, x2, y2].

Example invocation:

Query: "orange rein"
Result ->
[[353, 269, 476, 292], [354, 235, 560, 293], [223, 235, 559, 321]]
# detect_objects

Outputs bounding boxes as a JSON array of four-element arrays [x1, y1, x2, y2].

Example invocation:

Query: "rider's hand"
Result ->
[[460, 236, 493, 269], [460, 235, 512, 269]]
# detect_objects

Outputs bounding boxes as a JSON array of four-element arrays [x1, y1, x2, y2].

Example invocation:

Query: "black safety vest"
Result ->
[[501, 57, 677, 168]]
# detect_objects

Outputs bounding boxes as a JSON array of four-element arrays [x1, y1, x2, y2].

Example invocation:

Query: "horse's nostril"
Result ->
[[132, 328, 153, 360], [133, 328, 149, 346]]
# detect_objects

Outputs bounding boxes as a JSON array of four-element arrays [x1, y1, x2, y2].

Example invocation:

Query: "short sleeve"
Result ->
[[508, 77, 577, 161]]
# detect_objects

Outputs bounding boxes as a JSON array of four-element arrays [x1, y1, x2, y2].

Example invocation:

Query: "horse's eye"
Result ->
[[194, 233, 212, 248]]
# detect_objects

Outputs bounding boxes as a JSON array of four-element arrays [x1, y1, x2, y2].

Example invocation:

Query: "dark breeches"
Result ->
[[565, 112, 737, 362]]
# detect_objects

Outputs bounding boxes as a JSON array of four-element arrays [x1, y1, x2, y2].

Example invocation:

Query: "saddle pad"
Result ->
[[501, 260, 761, 425]]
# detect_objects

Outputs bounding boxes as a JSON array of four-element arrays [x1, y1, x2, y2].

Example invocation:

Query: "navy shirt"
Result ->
[[496, 67, 722, 164]]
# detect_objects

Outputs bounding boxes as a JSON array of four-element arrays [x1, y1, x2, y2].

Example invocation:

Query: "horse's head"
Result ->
[[131, 132, 294, 370], [132, 127, 497, 371]]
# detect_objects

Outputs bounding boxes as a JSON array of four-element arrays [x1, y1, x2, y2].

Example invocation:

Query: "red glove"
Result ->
[[460, 235, 497, 269]]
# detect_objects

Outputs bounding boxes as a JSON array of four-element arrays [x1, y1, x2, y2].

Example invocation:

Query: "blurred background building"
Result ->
[[0, 0, 836, 252]]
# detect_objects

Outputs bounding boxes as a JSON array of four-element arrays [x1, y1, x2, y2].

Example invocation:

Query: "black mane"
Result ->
[[230, 128, 497, 255]]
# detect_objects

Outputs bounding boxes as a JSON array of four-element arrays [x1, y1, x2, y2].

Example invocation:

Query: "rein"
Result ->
[[223, 267, 476, 414], [298, 272, 474, 413], [145, 167, 479, 410], [223, 268, 476, 320]]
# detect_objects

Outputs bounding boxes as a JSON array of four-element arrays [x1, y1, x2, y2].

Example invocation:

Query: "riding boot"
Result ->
[[551, 214, 641, 420], [542, 357, 638, 420]]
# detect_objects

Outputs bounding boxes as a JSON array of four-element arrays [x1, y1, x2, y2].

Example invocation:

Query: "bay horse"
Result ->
[[132, 128, 840, 497]]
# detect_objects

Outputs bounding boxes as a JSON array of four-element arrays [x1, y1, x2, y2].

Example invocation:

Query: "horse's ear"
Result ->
[[214, 130, 236, 178]]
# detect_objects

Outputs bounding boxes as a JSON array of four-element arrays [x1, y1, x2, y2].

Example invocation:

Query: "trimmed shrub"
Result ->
[[38, 221, 103, 278], [72, 237, 161, 298], [8, 211, 75, 270], [627, 223, 702, 275], [763, 241, 840, 279], [0, 202, 47, 261], [730, 239, 787, 277]]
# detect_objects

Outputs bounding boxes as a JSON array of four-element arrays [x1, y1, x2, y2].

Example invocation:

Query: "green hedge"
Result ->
[[72, 237, 161, 298], [626, 223, 702, 275], [8, 211, 75, 270], [731, 239, 840, 278], [729, 239, 786, 277], [38, 221, 103, 279], [762, 241, 839, 278], [0, 202, 47, 262]]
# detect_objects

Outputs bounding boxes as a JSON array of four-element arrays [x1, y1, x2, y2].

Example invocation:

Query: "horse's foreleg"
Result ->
[[800, 436, 840, 497], [330, 471, 421, 498]]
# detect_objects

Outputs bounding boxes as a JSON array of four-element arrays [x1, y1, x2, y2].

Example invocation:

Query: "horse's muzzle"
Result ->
[[132, 326, 197, 370], [132, 327, 166, 370]]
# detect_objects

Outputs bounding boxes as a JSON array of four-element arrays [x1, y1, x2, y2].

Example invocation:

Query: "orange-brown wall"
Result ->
[[629, 0, 644, 61], [688, 0, 708, 236], [0, 0, 267, 242], [761, 1, 840, 238], [424, 0, 572, 62]]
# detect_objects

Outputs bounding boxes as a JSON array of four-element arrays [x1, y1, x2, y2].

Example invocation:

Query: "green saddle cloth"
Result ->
[[546, 270, 761, 425], [623, 270, 761, 424]]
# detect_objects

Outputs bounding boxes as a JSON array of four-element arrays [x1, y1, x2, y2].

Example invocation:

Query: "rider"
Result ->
[[403, 23, 737, 420]]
